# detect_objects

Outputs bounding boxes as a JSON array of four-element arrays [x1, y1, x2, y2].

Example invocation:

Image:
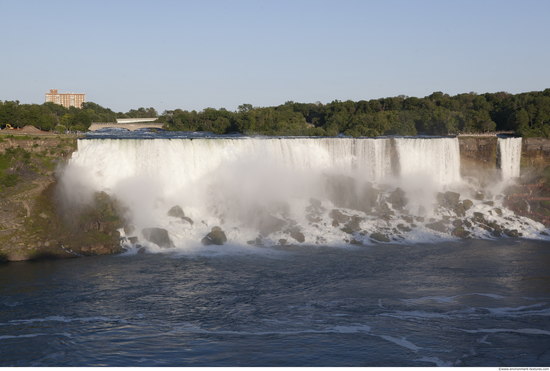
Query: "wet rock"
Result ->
[[452, 226, 470, 238], [201, 226, 227, 246], [370, 232, 390, 242], [80, 244, 109, 255], [452, 199, 474, 217], [493, 208, 503, 216], [306, 212, 322, 223], [167, 205, 194, 225], [474, 192, 485, 200], [349, 238, 363, 245], [306, 198, 325, 223], [258, 214, 286, 236], [278, 239, 288, 246], [182, 216, 194, 225], [472, 212, 485, 222], [462, 199, 474, 211], [288, 227, 305, 243], [142, 227, 174, 248], [437, 191, 461, 210], [330, 209, 351, 226], [341, 215, 364, 234], [426, 220, 448, 233], [247, 236, 264, 246], [375, 201, 394, 218], [489, 223, 502, 237], [473, 213, 503, 236], [504, 229, 521, 237], [436, 192, 471, 217], [483, 201, 495, 206], [402, 215, 414, 224], [167, 205, 185, 218], [388, 187, 407, 210], [397, 223, 412, 232]]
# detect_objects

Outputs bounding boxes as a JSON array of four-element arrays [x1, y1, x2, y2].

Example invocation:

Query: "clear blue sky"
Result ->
[[1, 0, 549, 113]]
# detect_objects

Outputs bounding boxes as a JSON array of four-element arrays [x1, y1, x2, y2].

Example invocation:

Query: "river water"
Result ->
[[1, 239, 549, 367]]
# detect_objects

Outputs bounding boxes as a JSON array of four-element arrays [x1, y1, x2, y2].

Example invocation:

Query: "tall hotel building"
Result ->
[[45, 89, 85, 109]]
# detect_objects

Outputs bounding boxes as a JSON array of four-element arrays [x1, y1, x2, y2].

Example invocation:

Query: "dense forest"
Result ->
[[1, 89, 549, 137]]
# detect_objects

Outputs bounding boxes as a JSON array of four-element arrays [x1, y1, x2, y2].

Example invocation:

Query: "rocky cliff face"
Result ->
[[522, 138, 550, 169], [457, 136, 550, 226], [0, 135, 124, 262], [457, 136, 550, 172], [457, 137, 499, 184], [508, 138, 550, 227]]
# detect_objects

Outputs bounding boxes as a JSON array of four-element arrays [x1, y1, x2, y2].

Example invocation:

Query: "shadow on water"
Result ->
[[28, 251, 72, 262]]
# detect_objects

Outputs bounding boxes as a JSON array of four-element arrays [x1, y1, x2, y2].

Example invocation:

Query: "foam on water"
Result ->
[[378, 335, 422, 352], [2, 316, 125, 326], [415, 356, 455, 367], [170, 322, 373, 336], [402, 293, 505, 304], [0, 333, 72, 340], [460, 328, 550, 336]]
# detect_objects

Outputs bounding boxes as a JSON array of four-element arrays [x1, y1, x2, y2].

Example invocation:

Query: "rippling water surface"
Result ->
[[1, 239, 549, 366]]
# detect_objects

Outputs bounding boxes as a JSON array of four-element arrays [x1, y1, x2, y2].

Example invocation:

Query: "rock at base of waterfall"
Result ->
[[201, 226, 227, 246], [142, 227, 175, 248]]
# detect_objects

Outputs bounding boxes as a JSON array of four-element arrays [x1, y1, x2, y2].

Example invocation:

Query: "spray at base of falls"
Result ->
[[59, 136, 549, 252]]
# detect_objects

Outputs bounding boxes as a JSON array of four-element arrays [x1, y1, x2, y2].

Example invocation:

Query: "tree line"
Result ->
[[0, 101, 158, 133], [1, 89, 549, 137]]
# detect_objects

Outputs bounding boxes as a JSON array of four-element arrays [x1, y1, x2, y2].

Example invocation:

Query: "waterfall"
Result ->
[[66, 137, 394, 196], [394, 137, 461, 186], [498, 137, 522, 180], [60, 135, 547, 249]]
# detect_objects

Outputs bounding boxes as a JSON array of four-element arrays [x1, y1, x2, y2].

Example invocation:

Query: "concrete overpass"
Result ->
[[89, 122, 164, 131]]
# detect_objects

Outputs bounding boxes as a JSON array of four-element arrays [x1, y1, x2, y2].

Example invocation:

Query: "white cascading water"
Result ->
[[63, 138, 394, 201], [498, 137, 522, 180], [392, 137, 462, 218], [394, 137, 461, 186], [60, 136, 548, 251]]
